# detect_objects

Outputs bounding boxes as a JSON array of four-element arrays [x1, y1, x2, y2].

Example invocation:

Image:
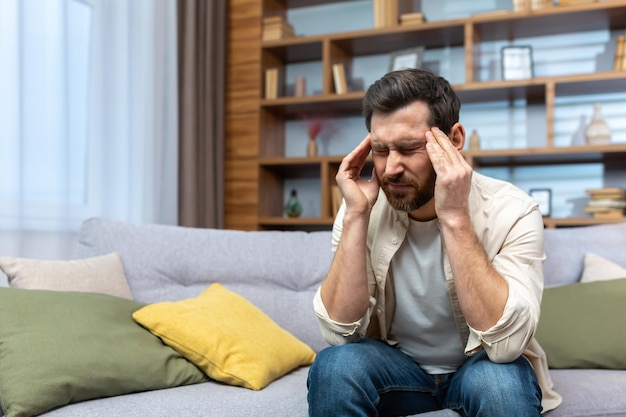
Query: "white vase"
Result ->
[[585, 103, 611, 146], [469, 130, 480, 150]]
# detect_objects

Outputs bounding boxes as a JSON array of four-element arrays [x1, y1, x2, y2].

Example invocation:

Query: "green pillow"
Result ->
[[536, 278, 626, 369], [0, 287, 207, 417]]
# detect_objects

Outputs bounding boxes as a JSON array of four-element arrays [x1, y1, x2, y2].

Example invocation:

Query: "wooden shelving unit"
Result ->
[[257, 0, 626, 231]]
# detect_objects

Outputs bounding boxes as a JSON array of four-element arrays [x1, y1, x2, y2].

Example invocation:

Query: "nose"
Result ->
[[385, 150, 405, 177]]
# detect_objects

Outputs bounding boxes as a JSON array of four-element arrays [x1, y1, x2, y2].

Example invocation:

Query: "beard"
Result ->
[[378, 167, 436, 212]]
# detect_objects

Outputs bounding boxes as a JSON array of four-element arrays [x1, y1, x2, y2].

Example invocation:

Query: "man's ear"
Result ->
[[448, 123, 465, 151]]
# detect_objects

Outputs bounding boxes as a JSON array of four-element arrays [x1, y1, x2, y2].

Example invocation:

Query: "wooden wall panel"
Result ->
[[225, 0, 262, 230]]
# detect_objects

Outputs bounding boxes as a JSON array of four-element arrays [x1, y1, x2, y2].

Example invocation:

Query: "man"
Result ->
[[307, 69, 561, 417]]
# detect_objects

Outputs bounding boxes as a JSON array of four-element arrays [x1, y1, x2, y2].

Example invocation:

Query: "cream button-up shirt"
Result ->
[[313, 172, 562, 413]]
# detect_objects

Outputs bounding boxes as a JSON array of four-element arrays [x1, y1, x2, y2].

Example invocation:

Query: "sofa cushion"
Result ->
[[536, 278, 626, 369], [543, 222, 626, 287], [0, 287, 207, 417], [580, 252, 626, 283], [0, 252, 132, 299], [133, 283, 316, 390]]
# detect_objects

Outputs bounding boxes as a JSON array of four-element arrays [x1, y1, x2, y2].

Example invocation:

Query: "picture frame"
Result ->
[[501, 46, 533, 81], [529, 188, 552, 217], [389, 46, 425, 72]]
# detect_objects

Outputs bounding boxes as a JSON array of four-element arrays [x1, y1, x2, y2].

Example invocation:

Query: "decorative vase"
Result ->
[[469, 130, 480, 150], [284, 189, 303, 218], [307, 139, 318, 157], [585, 103, 611, 146]]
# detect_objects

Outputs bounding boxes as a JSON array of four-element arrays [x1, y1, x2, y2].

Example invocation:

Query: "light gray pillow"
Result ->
[[0, 252, 133, 299], [581, 252, 626, 283]]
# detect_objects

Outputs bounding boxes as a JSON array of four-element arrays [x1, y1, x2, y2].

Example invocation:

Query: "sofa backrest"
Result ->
[[76, 217, 333, 353], [77, 218, 626, 351], [543, 222, 626, 287]]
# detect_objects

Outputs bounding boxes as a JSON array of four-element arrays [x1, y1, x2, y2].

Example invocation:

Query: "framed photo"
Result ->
[[529, 188, 552, 217], [389, 47, 425, 72], [501, 46, 533, 81]]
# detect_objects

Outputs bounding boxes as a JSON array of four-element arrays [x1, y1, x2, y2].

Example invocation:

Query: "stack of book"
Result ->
[[615, 33, 626, 71], [399, 12, 425, 27], [513, 0, 551, 11], [584, 187, 626, 219], [373, 0, 412, 28], [262, 16, 295, 41]]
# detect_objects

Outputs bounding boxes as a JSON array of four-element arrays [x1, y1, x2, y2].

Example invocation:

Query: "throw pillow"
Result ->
[[535, 278, 626, 369], [580, 252, 626, 283], [132, 283, 316, 390], [0, 287, 207, 417], [0, 252, 133, 299]]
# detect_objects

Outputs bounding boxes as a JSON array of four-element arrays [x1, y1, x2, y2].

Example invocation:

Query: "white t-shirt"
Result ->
[[389, 218, 467, 374]]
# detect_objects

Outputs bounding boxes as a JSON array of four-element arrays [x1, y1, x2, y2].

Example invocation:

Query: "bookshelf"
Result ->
[[251, 0, 626, 231]]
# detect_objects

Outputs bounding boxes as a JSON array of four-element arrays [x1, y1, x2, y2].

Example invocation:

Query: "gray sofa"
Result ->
[[3, 217, 626, 417]]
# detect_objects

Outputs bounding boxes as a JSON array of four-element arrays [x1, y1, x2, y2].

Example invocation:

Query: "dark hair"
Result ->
[[362, 68, 461, 134]]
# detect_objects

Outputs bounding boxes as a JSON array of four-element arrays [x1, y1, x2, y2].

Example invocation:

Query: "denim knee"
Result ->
[[308, 343, 371, 388], [307, 343, 380, 417], [447, 352, 542, 417]]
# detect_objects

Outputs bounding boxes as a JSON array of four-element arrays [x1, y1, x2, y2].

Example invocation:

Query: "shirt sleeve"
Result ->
[[465, 206, 545, 363], [313, 201, 374, 345], [313, 287, 370, 345]]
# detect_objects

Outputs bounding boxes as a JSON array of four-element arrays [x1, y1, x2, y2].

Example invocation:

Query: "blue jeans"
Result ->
[[307, 338, 542, 417]]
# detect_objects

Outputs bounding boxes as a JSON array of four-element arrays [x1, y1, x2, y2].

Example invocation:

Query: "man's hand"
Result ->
[[322, 135, 378, 323], [336, 134, 380, 216], [425, 127, 473, 221]]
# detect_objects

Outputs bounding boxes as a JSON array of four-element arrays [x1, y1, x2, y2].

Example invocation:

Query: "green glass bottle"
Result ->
[[285, 189, 303, 218]]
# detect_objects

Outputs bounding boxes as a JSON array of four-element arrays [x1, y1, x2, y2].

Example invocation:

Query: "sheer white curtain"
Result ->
[[0, 0, 178, 272]]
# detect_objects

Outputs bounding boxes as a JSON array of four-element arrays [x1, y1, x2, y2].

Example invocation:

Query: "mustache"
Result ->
[[381, 174, 415, 185]]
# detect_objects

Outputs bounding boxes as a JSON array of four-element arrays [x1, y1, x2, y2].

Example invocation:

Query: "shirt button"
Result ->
[[376, 276, 383, 284], [391, 238, 398, 245], [376, 309, 382, 315]]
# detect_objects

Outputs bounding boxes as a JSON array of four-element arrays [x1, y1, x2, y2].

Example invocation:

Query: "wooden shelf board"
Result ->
[[260, 155, 343, 165], [331, 22, 466, 55], [261, 92, 364, 115], [543, 217, 626, 229], [473, 2, 626, 41], [262, 72, 626, 115], [468, 144, 626, 167]]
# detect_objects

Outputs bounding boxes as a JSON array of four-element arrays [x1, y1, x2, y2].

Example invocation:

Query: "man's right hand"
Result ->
[[336, 134, 380, 216]]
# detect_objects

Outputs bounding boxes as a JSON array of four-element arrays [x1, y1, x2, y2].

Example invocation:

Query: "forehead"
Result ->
[[370, 101, 431, 144], [371, 101, 431, 128]]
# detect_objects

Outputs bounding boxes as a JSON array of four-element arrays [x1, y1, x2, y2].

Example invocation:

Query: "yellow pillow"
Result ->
[[132, 283, 316, 390]]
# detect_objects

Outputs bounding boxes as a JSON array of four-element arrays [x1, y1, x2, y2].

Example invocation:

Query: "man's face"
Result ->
[[370, 101, 436, 215]]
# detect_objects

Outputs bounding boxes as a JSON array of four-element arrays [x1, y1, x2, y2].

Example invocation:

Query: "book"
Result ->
[[586, 199, 626, 209], [530, 0, 549, 10], [583, 207, 625, 218], [264, 68, 279, 99], [616, 34, 626, 71], [513, 0, 530, 12], [332, 63, 348, 95], [557, 0, 596, 5], [585, 187, 626, 198]]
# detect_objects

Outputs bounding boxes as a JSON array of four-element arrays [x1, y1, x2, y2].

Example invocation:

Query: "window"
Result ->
[[0, 0, 93, 230]]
